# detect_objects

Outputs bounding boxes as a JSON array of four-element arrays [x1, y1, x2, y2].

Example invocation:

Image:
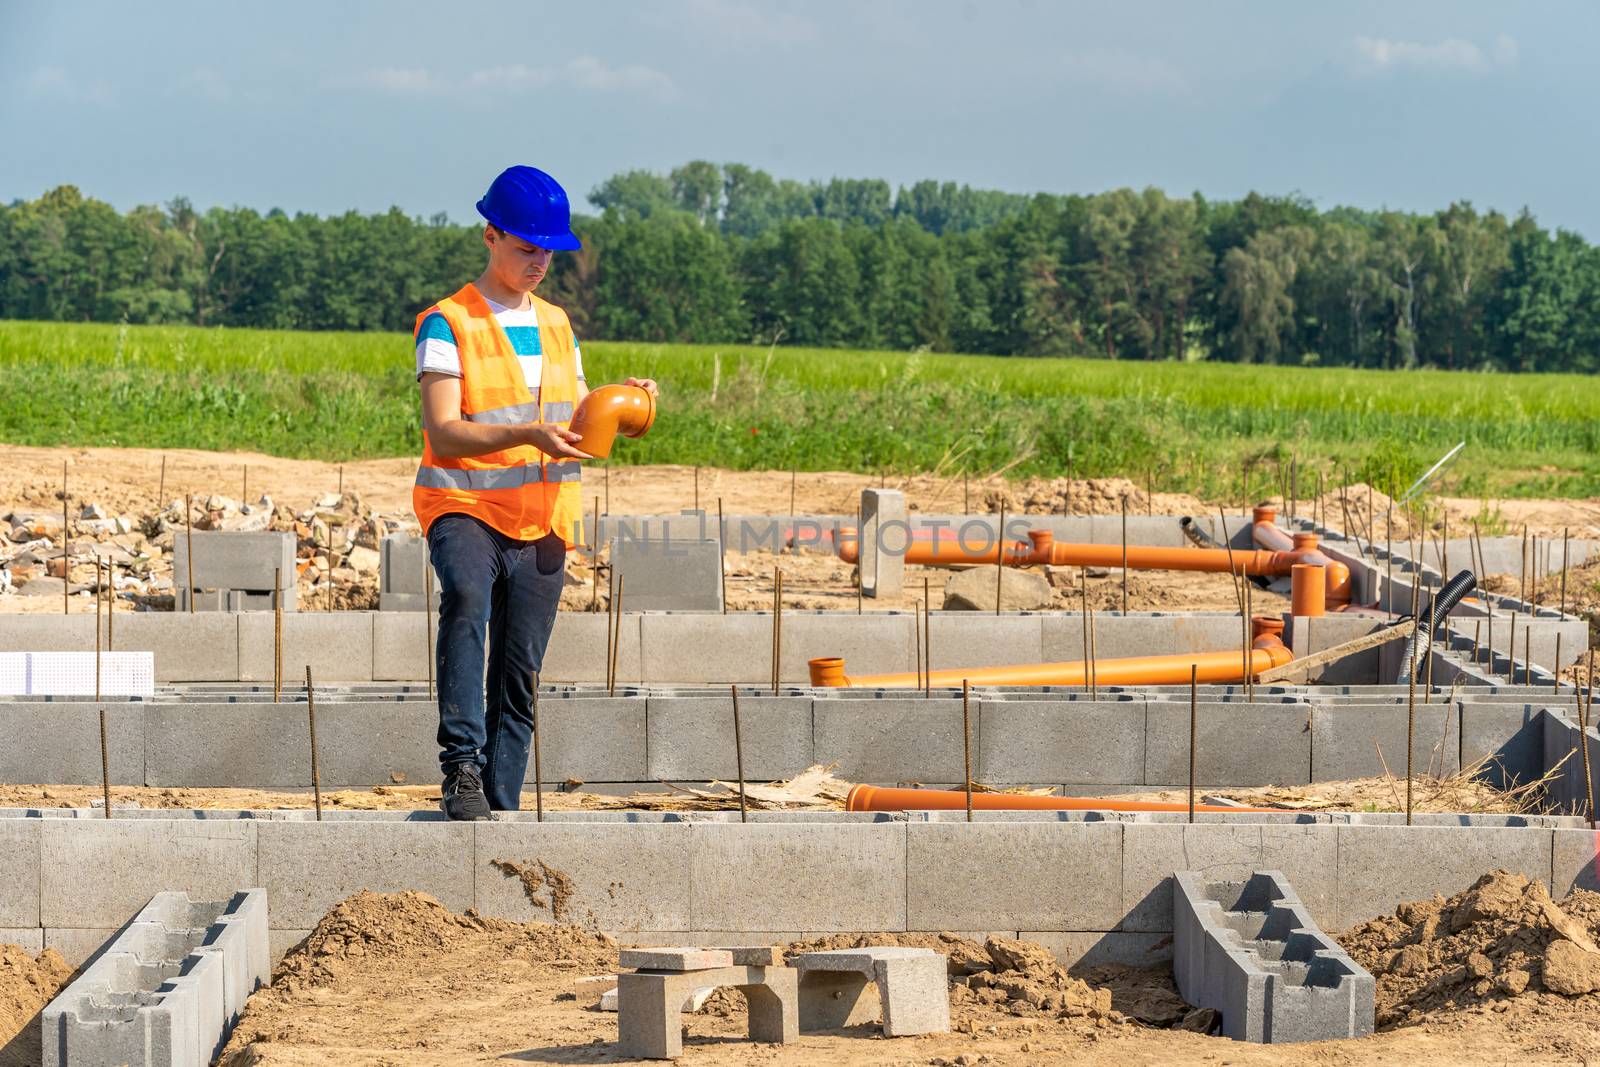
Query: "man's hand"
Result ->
[[624, 377, 660, 397], [523, 422, 593, 460]]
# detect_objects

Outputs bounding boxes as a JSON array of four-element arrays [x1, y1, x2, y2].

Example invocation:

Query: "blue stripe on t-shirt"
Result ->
[[503, 325, 542, 355], [417, 312, 454, 343]]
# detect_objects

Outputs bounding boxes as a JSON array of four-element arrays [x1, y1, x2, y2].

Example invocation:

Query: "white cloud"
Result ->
[[1352, 34, 1519, 75], [340, 59, 675, 98], [1060, 49, 1186, 94]]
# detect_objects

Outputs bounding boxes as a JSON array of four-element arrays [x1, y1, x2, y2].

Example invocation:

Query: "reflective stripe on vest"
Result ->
[[415, 460, 581, 490]]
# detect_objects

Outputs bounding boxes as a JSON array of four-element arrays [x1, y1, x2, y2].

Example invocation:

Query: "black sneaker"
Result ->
[[440, 763, 494, 822]]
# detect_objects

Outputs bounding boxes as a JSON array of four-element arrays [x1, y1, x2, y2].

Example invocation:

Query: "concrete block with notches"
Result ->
[[689, 823, 907, 932], [645, 694, 812, 781], [474, 822, 692, 932], [238, 611, 374, 682], [975, 698, 1144, 785], [174, 530, 296, 612], [1173, 870, 1374, 1043], [39, 820, 257, 929], [859, 489, 908, 599], [144, 701, 438, 788], [611, 536, 724, 612], [813, 696, 969, 783], [378, 533, 439, 611], [1310, 703, 1460, 781], [255, 820, 473, 928], [906, 821, 1122, 931], [1145, 702, 1310, 786], [113, 612, 241, 682]]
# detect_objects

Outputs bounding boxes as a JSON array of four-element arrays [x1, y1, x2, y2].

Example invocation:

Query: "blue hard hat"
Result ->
[[476, 166, 581, 251]]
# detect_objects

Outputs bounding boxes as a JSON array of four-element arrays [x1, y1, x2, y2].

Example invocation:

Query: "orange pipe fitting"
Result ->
[[1291, 564, 1326, 617], [806, 630, 1293, 689], [566, 384, 656, 458], [846, 784, 1278, 814]]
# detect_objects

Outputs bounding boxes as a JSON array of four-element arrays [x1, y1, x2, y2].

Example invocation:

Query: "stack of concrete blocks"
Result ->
[[174, 531, 296, 612], [858, 489, 908, 599], [42, 888, 269, 1067], [378, 534, 438, 612], [1173, 870, 1374, 1043], [616, 946, 798, 1059], [610, 531, 724, 612], [793, 947, 950, 1036]]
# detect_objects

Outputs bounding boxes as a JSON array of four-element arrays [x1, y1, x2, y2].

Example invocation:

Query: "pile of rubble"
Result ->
[[0, 491, 418, 610]]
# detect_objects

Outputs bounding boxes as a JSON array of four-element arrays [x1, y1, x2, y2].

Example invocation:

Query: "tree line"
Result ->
[[2, 162, 1597, 372]]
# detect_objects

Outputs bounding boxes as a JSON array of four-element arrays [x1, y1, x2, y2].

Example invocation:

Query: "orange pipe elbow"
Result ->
[[846, 784, 1278, 814], [567, 384, 656, 459]]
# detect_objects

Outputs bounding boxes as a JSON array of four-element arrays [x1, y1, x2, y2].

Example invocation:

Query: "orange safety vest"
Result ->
[[412, 283, 585, 547]]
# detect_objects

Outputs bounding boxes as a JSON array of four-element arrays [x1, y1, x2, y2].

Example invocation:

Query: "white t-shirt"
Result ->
[[414, 294, 586, 387]]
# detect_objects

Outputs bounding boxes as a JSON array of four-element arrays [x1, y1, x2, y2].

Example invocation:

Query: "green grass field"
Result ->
[[2, 319, 1596, 501]]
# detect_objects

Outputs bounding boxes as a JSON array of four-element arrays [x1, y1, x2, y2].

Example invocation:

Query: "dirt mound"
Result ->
[[1339, 869, 1600, 1028], [0, 944, 73, 1067], [272, 890, 614, 992]]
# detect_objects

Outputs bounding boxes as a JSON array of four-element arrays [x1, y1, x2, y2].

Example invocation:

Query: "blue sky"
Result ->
[[4, 0, 1596, 234]]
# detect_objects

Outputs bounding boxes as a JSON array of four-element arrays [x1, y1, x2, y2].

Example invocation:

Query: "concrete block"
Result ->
[[813, 697, 969, 782], [1310, 703, 1460, 781], [475, 822, 692, 931], [1022, 931, 1172, 970], [976, 699, 1144, 786], [876, 955, 951, 1037], [1335, 825, 1554, 929], [859, 488, 907, 599], [611, 537, 724, 612], [533, 696, 646, 782], [0, 615, 96, 654], [144, 702, 438, 788], [637, 613, 771, 685], [779, 613, 917, 679], [1043, 614, 1240, 661], [0, 821, 41, 927], [618, 964, 798, 1059], [541, 611, 641, 684], [269, 928, 310, 964], [926, 614, 1044, 670], [255, 821, 473, 928], [0, 702, 144, 785], [113, 613, 241, 682], [1145, 702, 1311, 786], [43, 928, 117, 967], [378, 533, 439, 611], [792, 948, 949, 1036], [371, 611, 427, 681], [689, 823, 907, 932], [1552, 828, 1600, 896], [646, 695, 812, 781], [716, 946, 784, 966], [175, 530, 297, 611], [1121, 823, 1264, 932], [1258, 824, 1340, 928], [238, 612, 375, 682], [907, 821, 1123, 931], [39, 820, 256, 928], [619, 947, 733, 970], [1303, 616, 1384, 683], [0, 927, 43, 953], [1459, 702, 1547, 788]]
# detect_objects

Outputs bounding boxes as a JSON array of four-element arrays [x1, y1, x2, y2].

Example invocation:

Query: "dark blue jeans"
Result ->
[[427, 513, 566, 810]]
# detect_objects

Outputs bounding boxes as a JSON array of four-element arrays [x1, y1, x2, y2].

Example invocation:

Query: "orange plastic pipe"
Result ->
[[846, 784, 1279, 814], [1291, 563, 1326, 617], [808, 628, 1293, 689], [566, 384, 656, 458]]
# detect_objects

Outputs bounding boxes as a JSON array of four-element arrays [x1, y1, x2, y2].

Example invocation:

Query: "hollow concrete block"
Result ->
[[238, 612, 375, 682], [114, 613, 241, 682], [144, 701, 438, 788], [1334, 824, 1554, 929], [0, 820, 42, 927], [474, 822, 692, 931], [1310, 703, 1460, 781], [975, 698, 1144, 786], [925, 614, 1044, 671], [688, 823, 907, 932], [906, 821, 1123, 931], [378, 533, 438, 611], [645, 695, 812, 781], [174, 530, 296, 612], [1145, 702, 1311, 787], [0, 702, 144, 785], [813, 697, 970, 783], [255, 820, 473, 928], [531, 696, 647, 783]]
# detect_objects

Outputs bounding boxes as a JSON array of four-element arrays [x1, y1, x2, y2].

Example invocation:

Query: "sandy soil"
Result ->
[[206, 888, 1600, 1067], [0, 944, 72, 1067]]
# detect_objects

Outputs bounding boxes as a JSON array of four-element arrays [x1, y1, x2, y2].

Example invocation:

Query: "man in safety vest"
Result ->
[[414, 165, 658, 821]]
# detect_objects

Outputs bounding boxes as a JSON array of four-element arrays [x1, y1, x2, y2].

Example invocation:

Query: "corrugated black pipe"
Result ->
[[1396, 569, 1478, 685]]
